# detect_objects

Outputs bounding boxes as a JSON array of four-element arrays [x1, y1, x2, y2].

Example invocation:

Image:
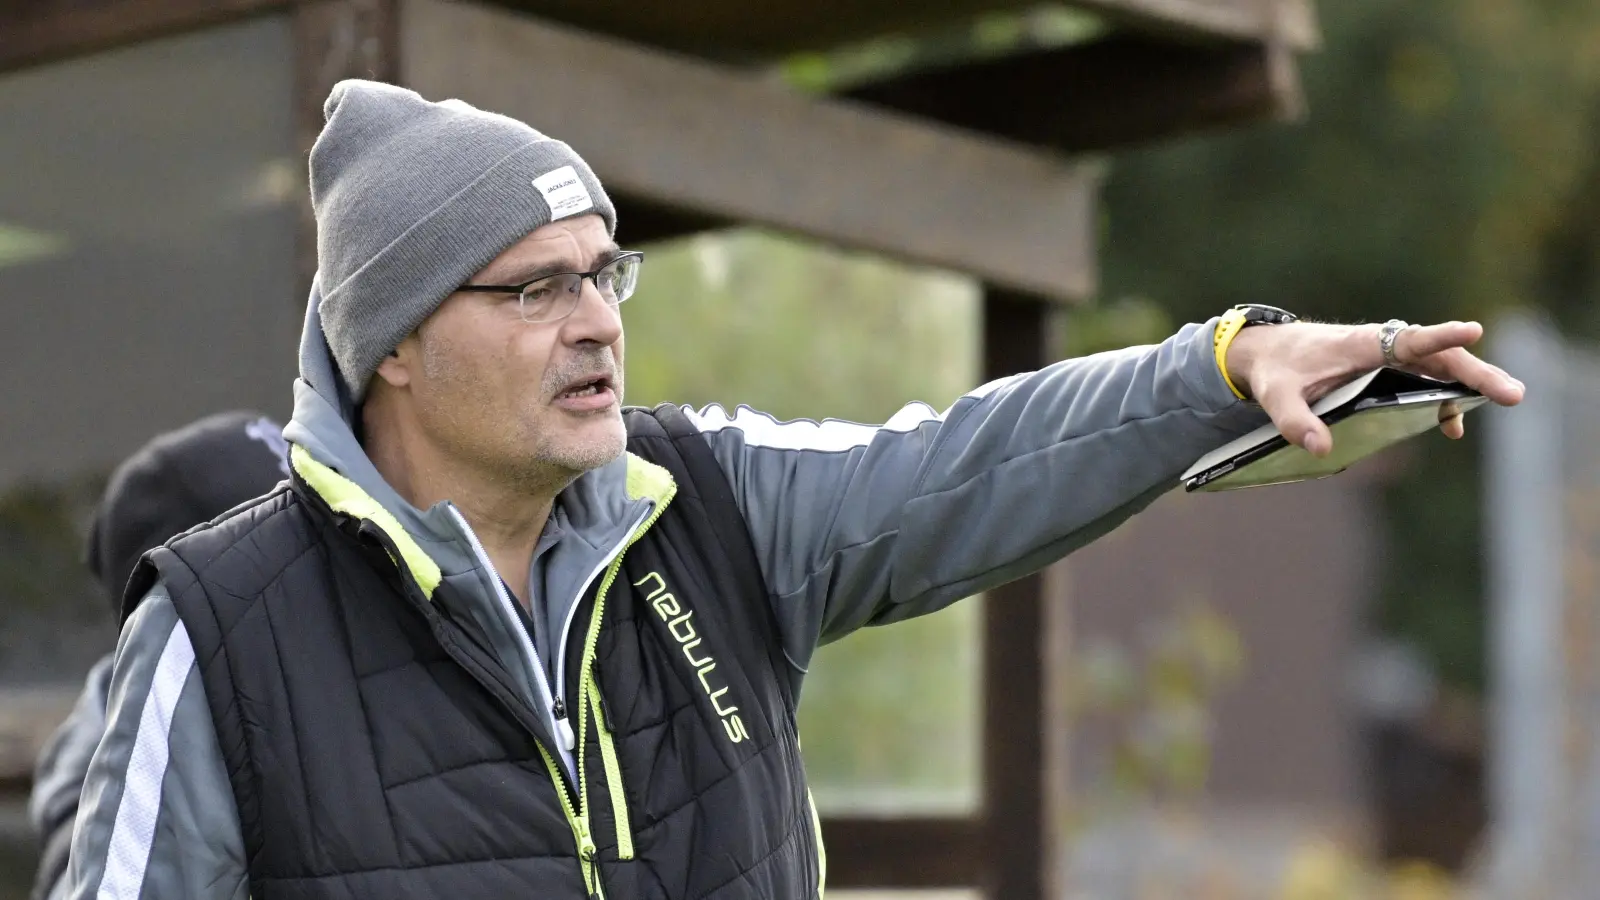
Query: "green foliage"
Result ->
[[1068, 603, 1245, 817], [625, 229, 978, 422], [1102, 0, 1598, 326], [799, 602, 982, 814], [1058, 295, 1175, 358]]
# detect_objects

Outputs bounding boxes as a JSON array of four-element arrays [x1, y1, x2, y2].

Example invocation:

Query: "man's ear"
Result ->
[[373, 336, 416, 389]]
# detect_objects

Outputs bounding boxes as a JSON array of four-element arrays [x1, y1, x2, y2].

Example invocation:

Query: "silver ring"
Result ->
[[1378, 319, 1410, 367]]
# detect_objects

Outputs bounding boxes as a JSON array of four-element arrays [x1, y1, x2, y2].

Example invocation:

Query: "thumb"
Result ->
[[1257, 379, 1332, 457]]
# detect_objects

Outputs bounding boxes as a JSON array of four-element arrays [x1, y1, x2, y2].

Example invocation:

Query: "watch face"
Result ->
[[1233, 304, 1298, 325]]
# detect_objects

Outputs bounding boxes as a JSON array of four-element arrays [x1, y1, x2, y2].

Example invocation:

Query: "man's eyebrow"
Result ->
[[489, 244, 623, 285]]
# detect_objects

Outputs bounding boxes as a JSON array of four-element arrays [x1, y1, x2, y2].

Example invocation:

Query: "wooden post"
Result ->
[[979, 288, 1060, 900], [292, 0, 399, 299]]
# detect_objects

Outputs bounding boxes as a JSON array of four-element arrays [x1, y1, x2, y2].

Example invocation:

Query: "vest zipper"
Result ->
[[572, 493, 675, 883], [357, 517, 598, 891], [589, 668, 633, 860], [447, 504, 576, 777], [535, 740, 603, 898], [447, 503, 603, 895], [553, 696, 576, 751], [451, 492, 675, 899], [551, 505, 652, 739]]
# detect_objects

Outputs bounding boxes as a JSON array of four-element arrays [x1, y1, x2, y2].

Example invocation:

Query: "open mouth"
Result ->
[[555, 375, 614, 401]]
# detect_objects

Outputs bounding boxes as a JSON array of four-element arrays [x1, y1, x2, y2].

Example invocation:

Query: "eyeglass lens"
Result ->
[[519, 255, 640, 323]]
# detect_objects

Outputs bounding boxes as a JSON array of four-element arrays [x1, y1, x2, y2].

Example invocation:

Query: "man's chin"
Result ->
[[549, 417, 627, 474]]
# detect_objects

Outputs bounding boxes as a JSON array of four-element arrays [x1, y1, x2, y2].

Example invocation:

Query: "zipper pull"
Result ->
[[576, 814, 598, 860], [553, 697, 576, 751], [576, 815, 603, 899]]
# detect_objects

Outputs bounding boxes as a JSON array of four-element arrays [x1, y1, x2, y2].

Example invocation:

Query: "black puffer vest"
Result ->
[[124, 405, 823, 899]]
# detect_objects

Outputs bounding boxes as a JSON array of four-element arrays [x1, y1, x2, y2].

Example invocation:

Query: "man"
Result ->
[[67, 80, 1523, 900], [31, 411, 288, 900]]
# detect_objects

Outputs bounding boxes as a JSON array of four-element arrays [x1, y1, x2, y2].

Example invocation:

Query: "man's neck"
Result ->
[[364, 413, 561, 610]]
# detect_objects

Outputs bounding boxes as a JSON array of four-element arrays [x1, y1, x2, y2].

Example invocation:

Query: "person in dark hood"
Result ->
[[29, 411, 288, 900], [66, 81, 1523, 900]]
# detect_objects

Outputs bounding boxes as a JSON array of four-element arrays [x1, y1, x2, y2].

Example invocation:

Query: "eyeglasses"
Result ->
[[457, 251, 644, 323]]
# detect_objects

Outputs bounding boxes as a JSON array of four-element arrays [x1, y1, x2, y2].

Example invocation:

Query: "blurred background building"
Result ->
[[3, 0, 1599, 897]]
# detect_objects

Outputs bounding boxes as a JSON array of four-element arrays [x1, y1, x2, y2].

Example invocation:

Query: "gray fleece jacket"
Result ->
[[62, 294, 1262, 900]]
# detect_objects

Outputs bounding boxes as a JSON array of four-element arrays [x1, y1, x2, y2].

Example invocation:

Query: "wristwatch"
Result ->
[[1214, 303, 1299, 400], [1232, 303, 1299, 326]]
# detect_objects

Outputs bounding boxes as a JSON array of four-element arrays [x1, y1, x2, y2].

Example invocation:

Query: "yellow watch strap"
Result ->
[[1213, 309, 1250, 400]]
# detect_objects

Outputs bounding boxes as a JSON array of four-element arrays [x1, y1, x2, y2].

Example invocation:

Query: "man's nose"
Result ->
[[561, 278, 624, 347]]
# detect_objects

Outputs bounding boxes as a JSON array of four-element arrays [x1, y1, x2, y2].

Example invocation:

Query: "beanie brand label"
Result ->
[[533, 165, 595, 220]]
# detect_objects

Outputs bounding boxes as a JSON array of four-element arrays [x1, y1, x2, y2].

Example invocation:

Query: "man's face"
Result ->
[[380, 213, 628, 484]]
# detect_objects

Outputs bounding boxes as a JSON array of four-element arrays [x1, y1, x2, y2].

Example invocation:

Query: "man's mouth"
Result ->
[[554, 374, 615, 402]]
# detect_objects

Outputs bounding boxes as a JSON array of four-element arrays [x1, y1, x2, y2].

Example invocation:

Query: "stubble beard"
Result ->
[[420, 338, 627, 494], [537, 349, 627, 473]]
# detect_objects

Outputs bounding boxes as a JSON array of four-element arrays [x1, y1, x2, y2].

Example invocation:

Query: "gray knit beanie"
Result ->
[[310, 79, 617, 400]]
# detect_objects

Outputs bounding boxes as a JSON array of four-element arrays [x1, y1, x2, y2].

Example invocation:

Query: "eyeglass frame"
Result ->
[[455, 250, 645, 323]]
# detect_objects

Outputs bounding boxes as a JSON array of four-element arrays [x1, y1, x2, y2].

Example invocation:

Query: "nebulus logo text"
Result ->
[[635, 571, 750, 744]]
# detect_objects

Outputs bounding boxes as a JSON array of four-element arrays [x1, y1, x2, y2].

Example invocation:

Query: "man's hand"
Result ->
[[1225, 320, 1525, 457]]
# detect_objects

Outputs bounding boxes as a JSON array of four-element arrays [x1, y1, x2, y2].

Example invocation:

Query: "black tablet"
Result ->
[[1181, 368, 1488, 493]]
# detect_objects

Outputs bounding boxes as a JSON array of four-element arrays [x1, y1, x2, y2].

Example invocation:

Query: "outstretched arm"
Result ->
[[692, 314, 1524, 684], [690, 318, 1262, 676]]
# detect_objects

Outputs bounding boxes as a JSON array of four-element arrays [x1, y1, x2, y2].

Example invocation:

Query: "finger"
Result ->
[[1408, 346, 1525, 406], [1440, 412, 1465, 440], [1394, 321, 1484, 363], [1257, 378, 1332, 457]]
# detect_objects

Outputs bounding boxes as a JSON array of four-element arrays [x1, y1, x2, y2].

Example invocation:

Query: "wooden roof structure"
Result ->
[[3, 0, 1316, 301], [0, 1, 1318, 896]]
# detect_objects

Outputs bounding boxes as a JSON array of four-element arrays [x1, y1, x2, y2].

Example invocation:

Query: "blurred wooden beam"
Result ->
[[0, 0, 294, 73], [848, 32, 1304, 156], [432, 0, 1315, 61], [819, 818, 983, 888], [400, 0, 1100, 302], [0, 0, 1317, 77], [612, 197, 732, 247]]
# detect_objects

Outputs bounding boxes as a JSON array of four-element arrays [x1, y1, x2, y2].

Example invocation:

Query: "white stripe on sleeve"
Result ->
[[681, 376, 1024, 453], [683, 402, 944, 452], [97, 622, 195, 900]]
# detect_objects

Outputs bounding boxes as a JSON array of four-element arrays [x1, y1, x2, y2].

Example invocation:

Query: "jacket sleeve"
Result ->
[[685, 318, 1268, 676], [30, 654, 113, 900], [65, 583, 248, 900]]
